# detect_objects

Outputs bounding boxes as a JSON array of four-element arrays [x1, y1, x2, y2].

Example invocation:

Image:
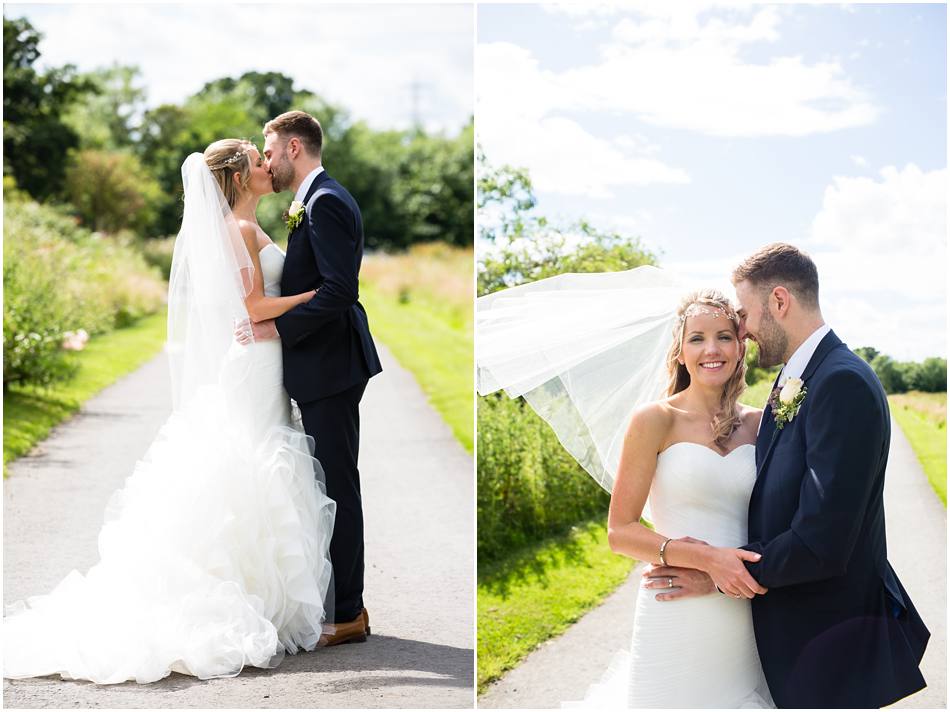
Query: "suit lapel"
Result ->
[[288, 171, 331, 246], [754, 371, 782, 478], [753, 330, 844, 483]]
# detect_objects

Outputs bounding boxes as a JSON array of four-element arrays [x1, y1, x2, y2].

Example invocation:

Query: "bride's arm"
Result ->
[[608, 404, 766, 599], [239, 224, 316, 323]]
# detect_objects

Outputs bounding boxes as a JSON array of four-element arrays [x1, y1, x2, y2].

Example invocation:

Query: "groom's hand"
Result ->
[[644, 537, 715, 601], [644, 565, 716, 601], [234, 318, 279, 343]]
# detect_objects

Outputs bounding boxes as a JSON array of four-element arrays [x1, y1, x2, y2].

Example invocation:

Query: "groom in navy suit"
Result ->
[[263, 111, 382, 645], [655, 244, 929, 708]]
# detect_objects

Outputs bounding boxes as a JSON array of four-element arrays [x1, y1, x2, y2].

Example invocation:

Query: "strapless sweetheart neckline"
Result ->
[[658, 441, 755, 460]]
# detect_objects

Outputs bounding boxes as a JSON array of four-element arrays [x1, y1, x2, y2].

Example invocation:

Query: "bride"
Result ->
[[4, 140, 336, 684], [477, 271, 774, 708]]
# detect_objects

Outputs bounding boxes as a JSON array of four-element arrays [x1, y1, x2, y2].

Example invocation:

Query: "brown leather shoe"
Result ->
[[319, 608, 370, 647]]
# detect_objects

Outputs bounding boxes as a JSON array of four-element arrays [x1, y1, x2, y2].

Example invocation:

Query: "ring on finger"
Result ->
[[667, 577, 674, 588]]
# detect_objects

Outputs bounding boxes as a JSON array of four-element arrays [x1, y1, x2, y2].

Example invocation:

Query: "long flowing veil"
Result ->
[[477, 265, 690, 495], [166, 153, 256, 411]]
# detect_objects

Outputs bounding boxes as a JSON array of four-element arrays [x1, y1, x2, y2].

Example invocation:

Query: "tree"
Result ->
[[62, 64, 147, 150], [870, 354, 907, 394], [477, 146, 537, 244], [195, 71, 297, 127], [913, 357, 947, 392], [854, 346, 879, 364], [3, 16, 94, 200], [64, 151, 162, 233], [477, 154, 655, 295]]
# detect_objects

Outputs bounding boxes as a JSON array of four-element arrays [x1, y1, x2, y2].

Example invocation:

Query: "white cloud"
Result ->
[[810, 164, 946, 257], [485, 5, 878, 141], [8, 4, 472, 132], [477, 42, 690, 198], [807, 164, 947, 359], [850, 155, 869, 168]]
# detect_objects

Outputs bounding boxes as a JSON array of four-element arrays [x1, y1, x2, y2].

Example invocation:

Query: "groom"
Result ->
[[653, 243, 929, 707], [263, 110, 383, 645]]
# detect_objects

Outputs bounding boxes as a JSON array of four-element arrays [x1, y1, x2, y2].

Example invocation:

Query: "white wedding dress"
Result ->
[[568, 442, 774, 709], [3, 244, 336, 685]]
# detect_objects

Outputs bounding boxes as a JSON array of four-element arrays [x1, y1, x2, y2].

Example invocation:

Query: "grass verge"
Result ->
[[477, 519, 635, 694], [360, 244, 473, 452], [4, 310, 167, 475], [888, 391, 946, 505]]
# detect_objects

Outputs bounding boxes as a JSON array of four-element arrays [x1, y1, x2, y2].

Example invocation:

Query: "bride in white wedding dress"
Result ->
[[477, 273, 774, 708], [3, 141, 335, 684]]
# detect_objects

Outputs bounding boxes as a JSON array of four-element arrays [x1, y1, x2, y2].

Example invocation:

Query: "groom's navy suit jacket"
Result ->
[[743, 331, 929, 708], [275, 171, 382, 403]]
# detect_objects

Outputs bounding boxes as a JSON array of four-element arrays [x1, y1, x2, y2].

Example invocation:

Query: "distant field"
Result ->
[[888, 391, 946, 505], [360, 243, 473, 451]]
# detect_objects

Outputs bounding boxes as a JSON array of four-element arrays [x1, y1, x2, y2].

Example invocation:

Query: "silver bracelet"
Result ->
[[658, 537, 673, 566]]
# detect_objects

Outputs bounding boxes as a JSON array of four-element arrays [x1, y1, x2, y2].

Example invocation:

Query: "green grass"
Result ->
[[4, 310, 167, 475], [359, 282, 473, 452], [477, 519, 635, 694], [888, 392, 946, 506]]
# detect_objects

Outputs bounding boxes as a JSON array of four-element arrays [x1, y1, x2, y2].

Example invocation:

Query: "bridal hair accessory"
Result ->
[[769, 376, 807, 429], [221, 148, 251, 165], [285, 200, 305, 231], [677, 304, 738, 324]]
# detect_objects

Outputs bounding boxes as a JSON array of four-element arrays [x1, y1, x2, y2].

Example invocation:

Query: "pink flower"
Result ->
[[62, 329, 90, 351]]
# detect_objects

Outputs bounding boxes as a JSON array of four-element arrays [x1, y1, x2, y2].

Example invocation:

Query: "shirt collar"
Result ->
[[781, 323, 831, 382], [294, 166, 325, 204]]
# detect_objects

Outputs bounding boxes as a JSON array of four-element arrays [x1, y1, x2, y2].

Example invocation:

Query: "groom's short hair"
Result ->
[[264, 111, 323, 157], [732, 243, 820, 309]]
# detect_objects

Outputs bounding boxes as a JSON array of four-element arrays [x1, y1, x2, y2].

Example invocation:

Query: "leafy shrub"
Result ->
[[64, 150, 163, 233], [138, 235, 177, 281], [3, 200, 166, 387], [478, 394, 610, 562]]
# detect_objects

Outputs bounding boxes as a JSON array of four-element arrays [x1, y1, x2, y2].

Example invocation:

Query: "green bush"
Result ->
[[478, 394, 610, 562], [3, 200, 166, 388], [138, 235, 177, 281]]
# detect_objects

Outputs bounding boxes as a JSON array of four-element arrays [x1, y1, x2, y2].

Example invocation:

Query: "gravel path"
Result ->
[[3, 343, 475, 709], [478, 418, 946, 709]]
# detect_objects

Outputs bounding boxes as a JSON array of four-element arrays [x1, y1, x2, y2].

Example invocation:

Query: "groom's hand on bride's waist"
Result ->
[[234, 318, 279, 344], [644, 565, 717, 601]]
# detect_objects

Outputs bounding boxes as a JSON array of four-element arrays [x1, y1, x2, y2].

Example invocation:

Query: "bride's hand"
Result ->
[[702, 547, 766, 599]]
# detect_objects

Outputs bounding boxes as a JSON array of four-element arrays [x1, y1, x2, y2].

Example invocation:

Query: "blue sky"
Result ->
[[478, 3, 946, 361], [6, 3, 473, 134]]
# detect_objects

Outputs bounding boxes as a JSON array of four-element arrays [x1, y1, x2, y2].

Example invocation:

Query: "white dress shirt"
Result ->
[[294, 166, 325, 205], [780, 323, 832, 383]]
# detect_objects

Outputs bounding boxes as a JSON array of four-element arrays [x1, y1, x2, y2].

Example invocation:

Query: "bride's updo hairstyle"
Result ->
[[204, 139, 255, 208], [665, 289, 746, 449]]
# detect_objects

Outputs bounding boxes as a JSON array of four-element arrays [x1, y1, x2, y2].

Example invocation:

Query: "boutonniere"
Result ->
[[284, 200, 305, 231], [768, 377, 807, 430]]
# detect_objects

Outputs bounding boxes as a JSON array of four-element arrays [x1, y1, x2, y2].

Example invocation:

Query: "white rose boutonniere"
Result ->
[[768, 376, 807, 430], [285, 200, 305, 231]]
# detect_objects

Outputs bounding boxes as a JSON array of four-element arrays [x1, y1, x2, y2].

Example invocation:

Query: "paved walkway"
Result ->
[[479, 418, 946, 709], [3, 344, 474, 709]]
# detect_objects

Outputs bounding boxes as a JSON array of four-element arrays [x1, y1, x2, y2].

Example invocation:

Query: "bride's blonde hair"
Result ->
[[204, 139, 255, 208], [665, 288, 746, 450]]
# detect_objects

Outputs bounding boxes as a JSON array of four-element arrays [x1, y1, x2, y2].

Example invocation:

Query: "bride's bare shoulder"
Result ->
[[626, 399, 675, 439], [235, 219, 269, 252]]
